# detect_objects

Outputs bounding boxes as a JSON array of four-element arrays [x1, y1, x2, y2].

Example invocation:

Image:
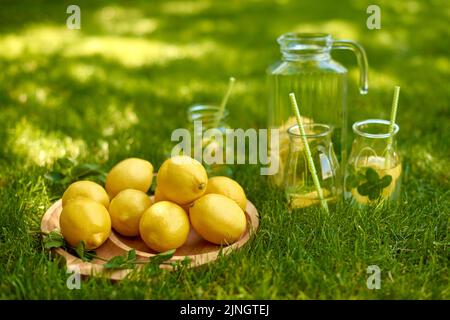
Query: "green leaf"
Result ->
[[379, 175, 393, 188], [97, 172, 107, 184], [56, 157, 75, 169], [127, 249, 137, 261], [71, 163, 106, 179], [368, 189, 381, 200], [44, 240, 63, 249], [75, 241, 86, 260], [44, 172, 66, 184], [356, 171, 394, 201], [104, 256, 127, 269], [147, 249, 176, 266], [154, 249, 176, 261], [365, 168, 379, 183], [43, 230, 65, 249], [346, 169, 367, 191], [104, 250, 137, 269], [357, 182, 370, 196]]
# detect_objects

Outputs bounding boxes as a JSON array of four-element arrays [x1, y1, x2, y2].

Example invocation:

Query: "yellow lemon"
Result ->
[[205, 176, 247, 211], [62, 180, 109, 208], [154, 187, 167, 203], [288, 188, 332, 209], [154, 187, 190, 213], [109, 189, 152, 237], [156, 156, 207, 205], [189, 194, 247, 245], [139, 201, 190, 252], [59, 197, 111, 249], [105, 158, 154, 198]]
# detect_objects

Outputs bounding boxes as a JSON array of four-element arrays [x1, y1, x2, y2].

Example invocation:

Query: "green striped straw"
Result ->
[[214, 77, 236, 129], [289, 93, 329, 213], [386, 86, 400, 167]]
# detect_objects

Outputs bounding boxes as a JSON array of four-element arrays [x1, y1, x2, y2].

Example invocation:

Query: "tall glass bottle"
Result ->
[[267, 33, 369, 186]]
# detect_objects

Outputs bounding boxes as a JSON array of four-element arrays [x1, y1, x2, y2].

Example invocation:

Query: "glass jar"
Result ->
[[267, 33, 369, 186], [344, 119, 401, 205], [186, 105, 233, 177], [284, 123, 341, 210]]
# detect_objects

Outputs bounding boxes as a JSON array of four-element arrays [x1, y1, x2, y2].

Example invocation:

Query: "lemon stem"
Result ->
[[289, 93, 329, 214]]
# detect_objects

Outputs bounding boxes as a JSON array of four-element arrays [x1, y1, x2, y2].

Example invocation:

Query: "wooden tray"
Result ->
[[41, 196, 259, 280]]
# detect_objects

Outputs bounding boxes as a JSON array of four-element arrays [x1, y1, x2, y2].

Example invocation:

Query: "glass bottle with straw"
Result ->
[[187, 77, 236, 177], [284, 93, 344, 213], [344, 86, 402, 205]]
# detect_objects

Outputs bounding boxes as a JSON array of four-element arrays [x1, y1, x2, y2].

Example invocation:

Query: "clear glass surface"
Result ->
[[267, 33, 368, 186], [284, 123, 341, 210], [344, 119, 401, 205], [187, 105, 233, 177]]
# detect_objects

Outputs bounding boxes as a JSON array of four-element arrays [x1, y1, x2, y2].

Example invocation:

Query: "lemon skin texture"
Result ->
[[60, 197, 111, 250], [189, 194, 247, 245], [139, 201, 190, 252], [62, 180, 110, 208], [105, 158, 154, 198]]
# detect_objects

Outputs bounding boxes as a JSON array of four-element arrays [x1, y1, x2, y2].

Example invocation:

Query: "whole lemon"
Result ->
[[62, 180, 109, 208], [189, 194, 247, 245], [205, 176, 247, 211], [156, 156, 207, 205], [109, 189, 152, 237], [154, 187, 168, 203], [59, 197, 111, 249], [105, 158, 154, 197], [139, 201, 190, 252], [154, 187, 190, 213]]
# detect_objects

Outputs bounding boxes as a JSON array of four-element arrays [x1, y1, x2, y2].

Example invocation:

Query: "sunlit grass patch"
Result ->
[[67, 62, 107, 83], [160, 0, 211, 15], [95, 5, 158, 36], [101, 103, 139, 136], [0, 0, 448, 300], [0, 26, 77, 59], [406, 144, 449, 184], [68, 36, 218, 67], [8, 119, 86, 166], [0, 25, 218, 67]]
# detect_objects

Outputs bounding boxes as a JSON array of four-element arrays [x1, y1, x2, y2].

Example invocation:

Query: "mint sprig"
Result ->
[[104, 250, 137, 269], [43, 230, 65, 249], [104, 249, 178, 270], [356, 167, 393, 200], [74, 241, 97, 262], [44, 158, 107, 186], [42, 231, 183, 270]]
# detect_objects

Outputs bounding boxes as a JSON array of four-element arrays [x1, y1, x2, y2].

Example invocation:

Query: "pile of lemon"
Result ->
[[59, 155, 248, 253]]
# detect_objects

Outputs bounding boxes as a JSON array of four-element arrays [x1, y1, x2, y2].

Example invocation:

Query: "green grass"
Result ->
[[0, 0, 449, 299]]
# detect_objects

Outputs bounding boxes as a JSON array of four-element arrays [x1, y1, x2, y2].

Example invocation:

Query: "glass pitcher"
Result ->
[[344, 119, 401, 206], [267, 32, 369, 186], [284, 123, 341, 210]]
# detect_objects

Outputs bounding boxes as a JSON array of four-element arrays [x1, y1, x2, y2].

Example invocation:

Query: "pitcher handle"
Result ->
[[332, 40, 369, 94]]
